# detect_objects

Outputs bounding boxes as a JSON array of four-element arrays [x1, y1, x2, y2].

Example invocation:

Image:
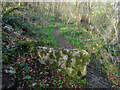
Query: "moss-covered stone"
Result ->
[[37, 46, 90, 78]]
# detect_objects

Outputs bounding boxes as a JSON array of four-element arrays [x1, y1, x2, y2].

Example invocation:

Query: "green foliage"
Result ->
[[23, 75, 31, 80], [2, 55, 9, 64], [2, 2, 120, 88], [59, 21, 120, 87], [37, 23, 60, 48]]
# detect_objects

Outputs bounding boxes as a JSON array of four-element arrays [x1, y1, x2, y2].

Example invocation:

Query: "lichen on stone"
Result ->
[[37, 46, 90, 78]]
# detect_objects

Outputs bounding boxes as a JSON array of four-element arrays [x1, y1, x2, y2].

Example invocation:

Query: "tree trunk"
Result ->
[[88, 1, 91, 24], [3, 2, 21, 16], [76, 20, 79, 30], [118, 2, 120, 48], [75, 2, 79, 30]]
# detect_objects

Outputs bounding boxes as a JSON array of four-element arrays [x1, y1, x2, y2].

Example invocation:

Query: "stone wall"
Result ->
[[37, 46, 90, 78]]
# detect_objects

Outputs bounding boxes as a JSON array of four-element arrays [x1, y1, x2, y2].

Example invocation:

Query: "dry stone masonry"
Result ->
[[37, 46, 90, 78]]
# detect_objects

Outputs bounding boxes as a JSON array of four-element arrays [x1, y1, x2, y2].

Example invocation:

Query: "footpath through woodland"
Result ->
[[2, 24, 115, 89], [54, 26, 74, 49], [54, 26, 115, 88]]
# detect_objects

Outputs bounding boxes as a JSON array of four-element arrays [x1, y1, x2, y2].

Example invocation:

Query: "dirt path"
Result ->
[[54, 26, 115, 88], [54, 26, 74, 49]]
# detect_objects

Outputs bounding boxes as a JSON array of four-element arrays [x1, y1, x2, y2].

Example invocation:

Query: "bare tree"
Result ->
[[118, 1, 120, 55]]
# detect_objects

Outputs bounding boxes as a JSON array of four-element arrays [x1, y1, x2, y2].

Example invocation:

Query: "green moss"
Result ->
[[66, 59, 72, 68], [62, 49, 68, 55], [16, 38, 36, 50], [55, 51, 61, 60], [77, 71, 82, 77], [66, 68, 70, 73], [45, 60, 50, 66], [71, 69, 77, 76], [38, 47, 89, 78], [50, 61, 59, 69], [2, 54, 9, 63], [65, 53, 72, 68], [49, 53, 55, 59]]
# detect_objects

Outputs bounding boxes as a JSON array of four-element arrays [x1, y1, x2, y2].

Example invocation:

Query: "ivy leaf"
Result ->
[[8, 53, 11, 56], [9, 68, 16, 74], [26, 68, 30, 74], [23, 75, 31, 80]]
